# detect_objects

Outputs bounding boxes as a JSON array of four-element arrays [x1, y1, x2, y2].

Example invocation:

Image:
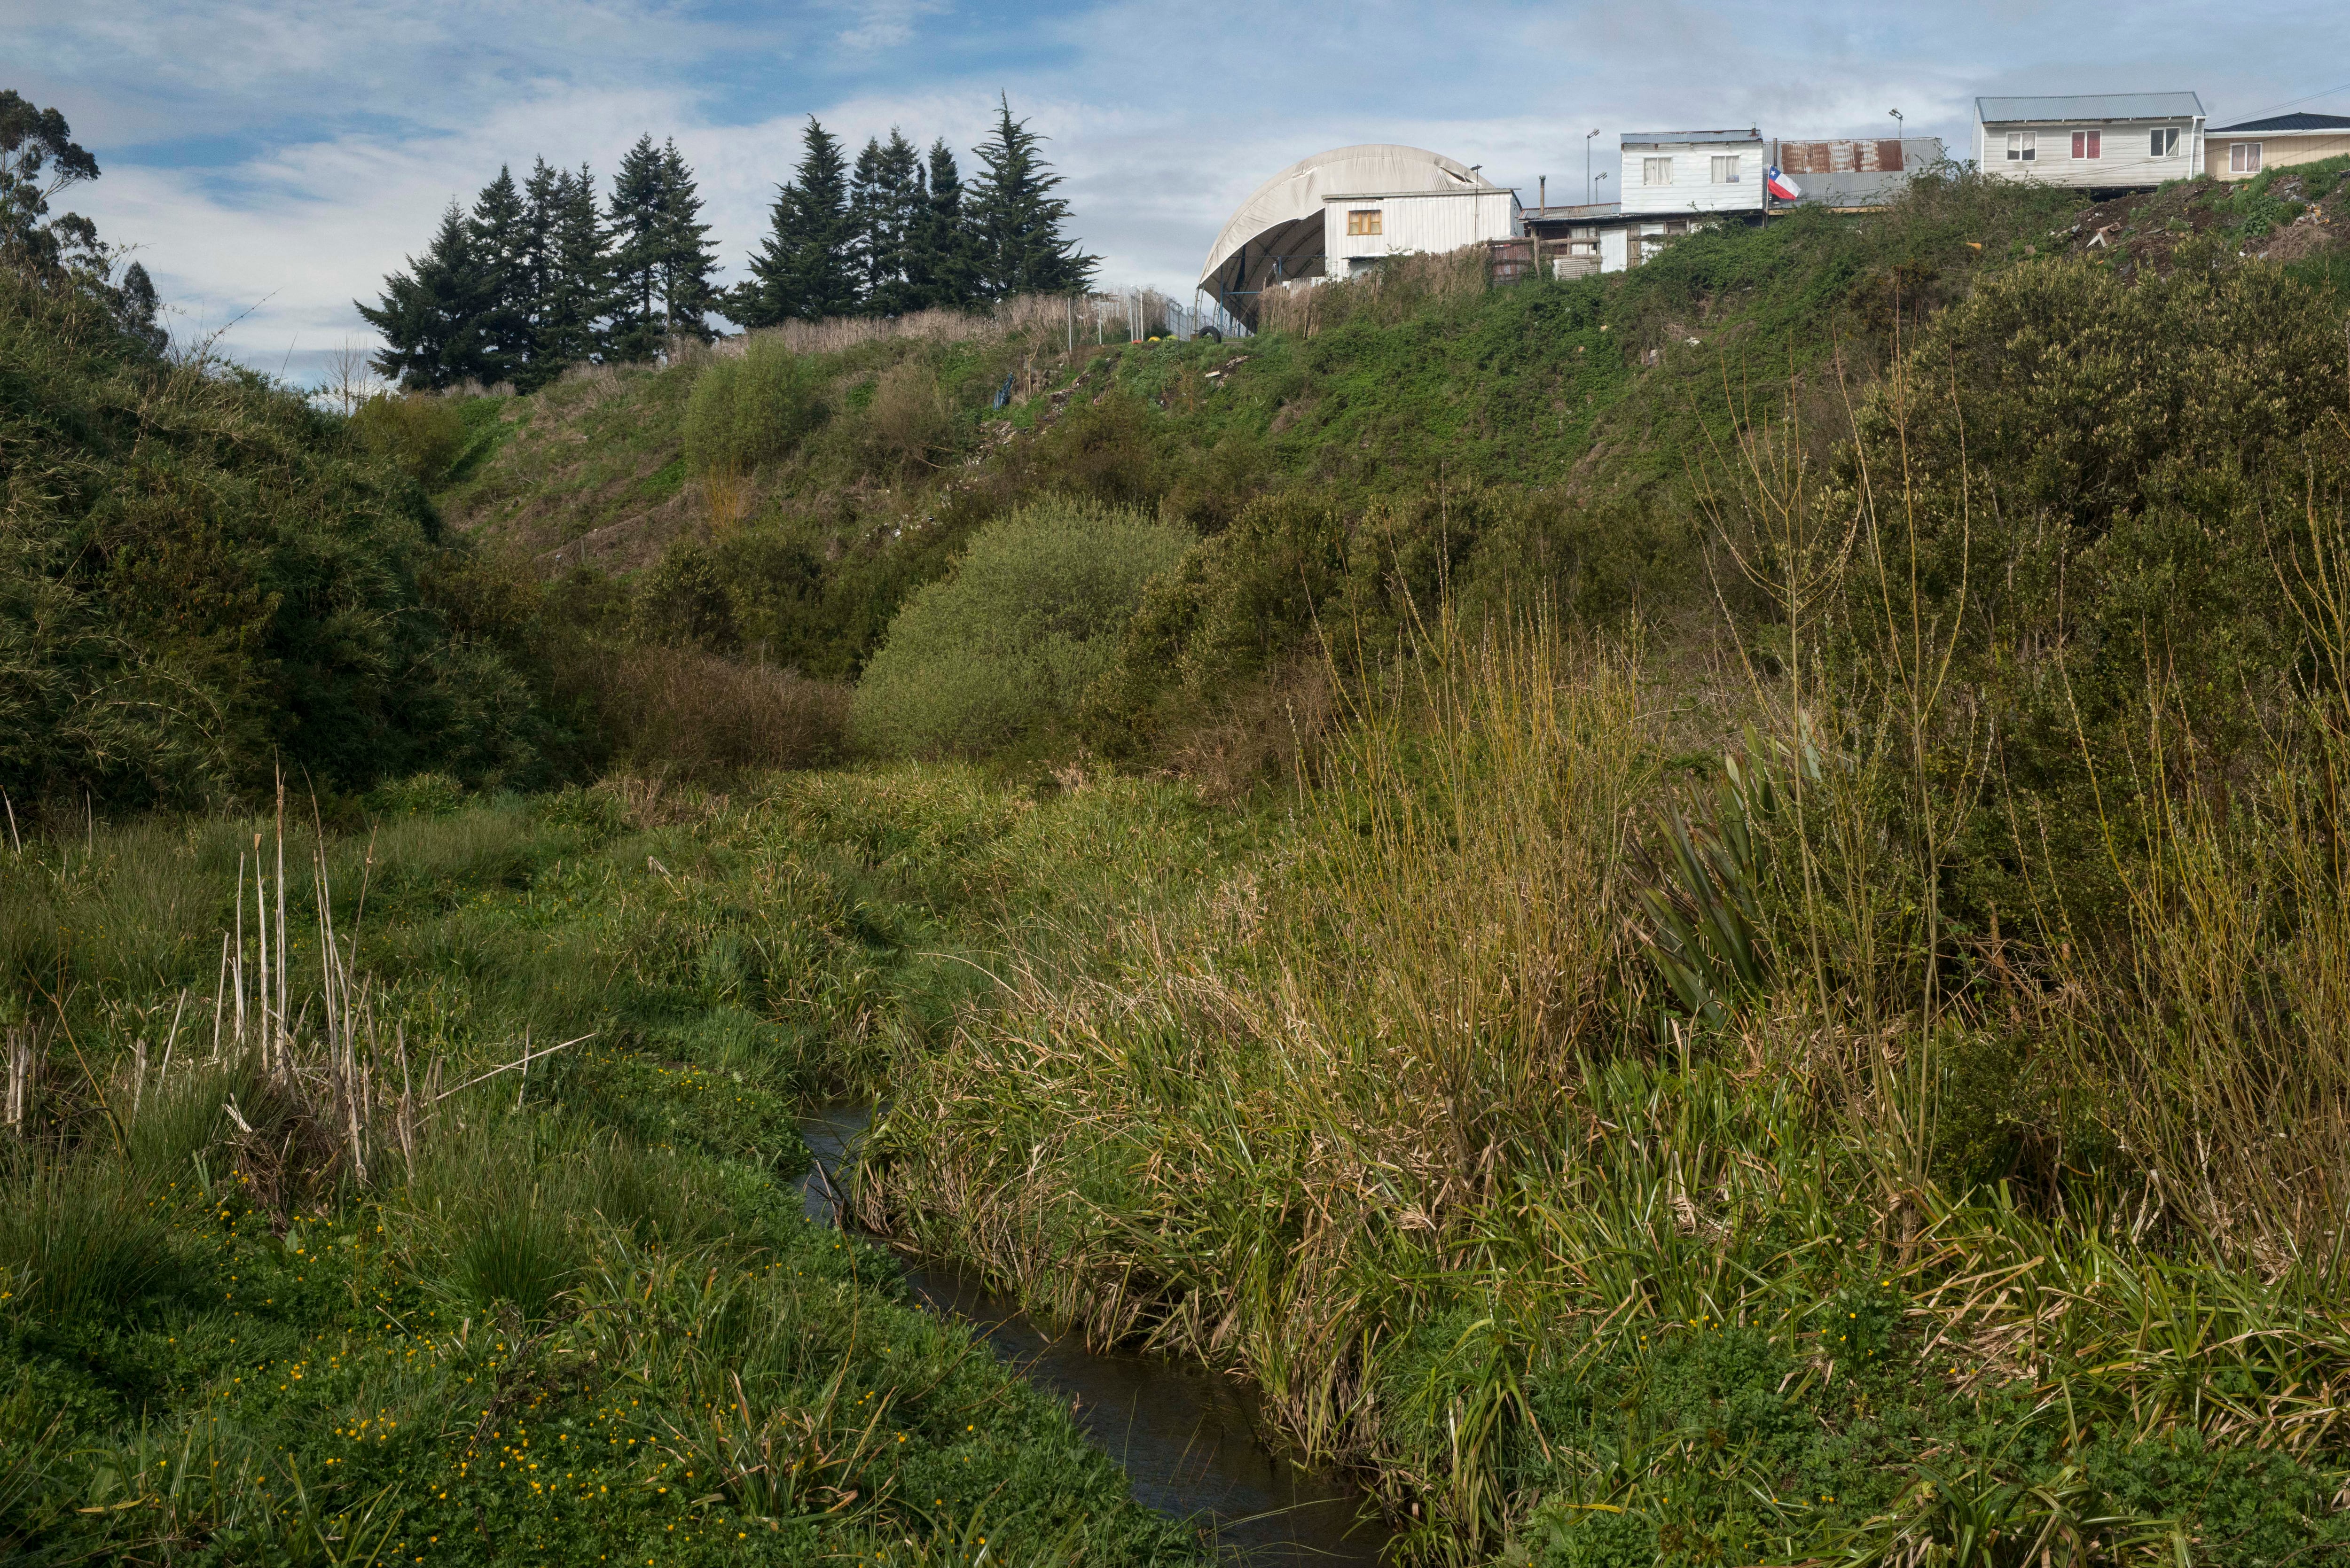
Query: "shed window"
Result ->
[[2230, 141, 2262, 174], [2071, 130, 2101, 159], [2006, 131, 2036, 163], [1709, 155, 1740, 183], [2150, 127, 2179, 156], [1643, 157, 1673, 186], [1346, 209, 1382, 236]]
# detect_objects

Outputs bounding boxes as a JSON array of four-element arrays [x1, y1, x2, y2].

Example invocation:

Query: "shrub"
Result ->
[[683, 337, 831, 475], [349, 393, 468, 482], [590, 644, 849, 778], [0, 269, 551, 809], [851, 357, 964, 476], [849, 500, 1192, 759]]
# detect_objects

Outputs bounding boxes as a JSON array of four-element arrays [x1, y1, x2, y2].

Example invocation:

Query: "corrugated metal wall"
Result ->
[[1620, 146, 1764, 215], [1323, 190, 1519, 267]]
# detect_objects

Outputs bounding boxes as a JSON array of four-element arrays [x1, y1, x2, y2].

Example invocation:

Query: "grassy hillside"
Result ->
[[425, 173, 2112, 704]]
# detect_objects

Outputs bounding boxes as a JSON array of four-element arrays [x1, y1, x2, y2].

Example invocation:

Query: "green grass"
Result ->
[[0, 768, 1238, 1564]]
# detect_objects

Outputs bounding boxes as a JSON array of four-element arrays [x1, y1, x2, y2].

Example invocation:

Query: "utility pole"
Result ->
[[1586, 128, 1600, 205]]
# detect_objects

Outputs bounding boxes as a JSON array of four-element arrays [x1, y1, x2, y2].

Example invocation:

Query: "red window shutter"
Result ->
[[2072, 131, 2086, 158]]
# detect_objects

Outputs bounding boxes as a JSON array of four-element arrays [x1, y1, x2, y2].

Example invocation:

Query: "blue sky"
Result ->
[[10, 0, 2347, 382]]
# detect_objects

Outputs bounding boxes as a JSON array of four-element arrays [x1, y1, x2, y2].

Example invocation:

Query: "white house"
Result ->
[[1620, 130, 1765, 216], [1198, 145, 1522, 320], [1974, 93, 2205, 189]]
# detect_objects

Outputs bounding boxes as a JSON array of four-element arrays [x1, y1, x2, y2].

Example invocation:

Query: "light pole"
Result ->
[[1586, 128, 1600, 205]]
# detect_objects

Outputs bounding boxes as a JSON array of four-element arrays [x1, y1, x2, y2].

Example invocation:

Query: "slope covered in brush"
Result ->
[[425, 174, 2107, 703], [0, 271, 554, 811]]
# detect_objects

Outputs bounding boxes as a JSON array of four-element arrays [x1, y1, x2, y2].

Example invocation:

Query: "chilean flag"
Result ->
[[1765, 165, 1803, 202]]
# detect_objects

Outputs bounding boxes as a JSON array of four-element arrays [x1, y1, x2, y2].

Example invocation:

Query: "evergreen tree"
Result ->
[[540, 163, 611, 368], [114, 260, 166, 354], [726, 117, 856, 328], [848, 129, 924, 316], [908, 138, 978, 310], [607, 135, 669, 360], [652, 138, 720, 343], [513, 157, 565, 388], [608, 135, 720, 358], [357, 201, 491, 390], [467, 165, 533, 384], [968, 97, 1096, 299]]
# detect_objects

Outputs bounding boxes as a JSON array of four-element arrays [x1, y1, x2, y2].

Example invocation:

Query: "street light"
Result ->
[[1586, 128, 1600, 205]]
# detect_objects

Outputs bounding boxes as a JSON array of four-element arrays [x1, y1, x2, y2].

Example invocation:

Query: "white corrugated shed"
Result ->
[[1324, 188, 1520, 273]]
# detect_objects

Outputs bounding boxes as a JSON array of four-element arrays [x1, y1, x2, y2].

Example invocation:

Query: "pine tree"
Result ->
[[113, 260, 166, 353], [849, 130, 924, 316], [513, 158, 565, 389], [468, 165, 533, 385], [607, 135, 669, 360], [540, 163, 611, 368], [908, 138, 978, 310], [652, 138, 720, 343], [357, 201, 491, 390], [726, 117, 856, 328], [968, 96, 1097, 299]]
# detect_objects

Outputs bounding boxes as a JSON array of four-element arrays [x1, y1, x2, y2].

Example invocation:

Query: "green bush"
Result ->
[[349, 392, 467, 482], [0, 268, 552, 810], [682, 336, 831, 474], [849, 499, 1192, 759]]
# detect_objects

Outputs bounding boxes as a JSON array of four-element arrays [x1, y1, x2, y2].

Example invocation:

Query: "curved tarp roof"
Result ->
[[1198, 144, 1494, 294]]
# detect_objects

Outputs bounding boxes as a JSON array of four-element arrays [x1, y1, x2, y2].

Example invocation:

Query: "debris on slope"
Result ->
[[2055, 165, 2348, 279]]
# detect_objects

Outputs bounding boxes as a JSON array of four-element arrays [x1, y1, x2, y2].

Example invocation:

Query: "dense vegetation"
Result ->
[[11, 160, 2350, 1564], [0, 272, 554, 811]]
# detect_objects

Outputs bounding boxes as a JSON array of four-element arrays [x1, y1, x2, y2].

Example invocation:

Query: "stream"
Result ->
[[798, 1106, 1396, 1566]]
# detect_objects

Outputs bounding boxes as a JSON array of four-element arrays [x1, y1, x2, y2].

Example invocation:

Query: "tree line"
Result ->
[[363, 98, 1095, 392]]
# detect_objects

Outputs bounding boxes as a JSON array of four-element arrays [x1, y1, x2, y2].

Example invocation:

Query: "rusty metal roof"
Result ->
[[1975, 92, 2204, 124]]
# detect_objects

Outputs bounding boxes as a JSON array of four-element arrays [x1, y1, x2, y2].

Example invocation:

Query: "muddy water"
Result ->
[[799, 1106, 1394, 1566]]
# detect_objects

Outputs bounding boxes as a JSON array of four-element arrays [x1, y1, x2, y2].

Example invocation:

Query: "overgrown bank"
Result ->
[[0, 770, 1239, 1561]]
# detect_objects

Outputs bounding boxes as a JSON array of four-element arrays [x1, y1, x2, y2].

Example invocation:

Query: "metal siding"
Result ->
[[1323, 191, 1516, 263], [1978, 118, 2202, 188], [1622, 142, 1762, 214]]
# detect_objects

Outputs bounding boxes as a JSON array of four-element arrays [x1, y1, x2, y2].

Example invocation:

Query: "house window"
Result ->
[[2149, 127, 2179, 156], [1346, 209, 1382, 236], [2230, 141, 2262, 174], [2071, 129, 2101, 159], [1643, 156, 1673, 185], [1710, 155, 1740, 183], [2006, 131, 2036, 163]]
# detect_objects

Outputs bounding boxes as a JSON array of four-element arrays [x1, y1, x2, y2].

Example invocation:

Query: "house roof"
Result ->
[[2210, 111, 2350, 133], [1621, 129, 1761, 147], [1976, 92, 2204, 124]]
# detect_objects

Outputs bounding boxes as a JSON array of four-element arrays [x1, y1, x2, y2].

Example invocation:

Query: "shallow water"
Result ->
[[799, 1105, 1394, 1567]]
